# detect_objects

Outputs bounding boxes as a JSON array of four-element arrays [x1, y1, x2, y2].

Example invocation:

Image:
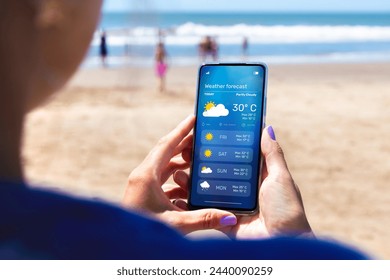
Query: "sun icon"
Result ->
[[204, 149, 212, 158], [204, 101, 216, 111], [205, 132, 214, 141], [201, 166, 208, 172]]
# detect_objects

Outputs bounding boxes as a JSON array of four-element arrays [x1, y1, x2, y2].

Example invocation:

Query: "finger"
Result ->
[[173, 170, 190, 190], [182, 147, 192, 163], [162, 184, 188, 200], [160, 156, 190, 183], [260, 160, 269, 182], [141, 115, 194, 178], [261, 126, 291, 181], [161, 171, 190, 199], [172, 199, 188, 210], [134, 116, 193, 179], [172, 133, 193, 158], [166, 115, 195, 149], [163, 210, 237, 234], [151, 115, 195, 165], [168, 155, 190, 170]]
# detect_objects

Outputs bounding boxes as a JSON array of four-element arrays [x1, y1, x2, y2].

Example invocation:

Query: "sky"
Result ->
[[103, 0, 390, 12]]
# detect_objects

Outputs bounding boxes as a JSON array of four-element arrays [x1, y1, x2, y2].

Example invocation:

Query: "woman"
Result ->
[[0, 0, 365, 259]]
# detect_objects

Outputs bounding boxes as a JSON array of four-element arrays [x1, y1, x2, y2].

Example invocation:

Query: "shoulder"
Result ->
[[0, 184, 185, 259], [208, 237, 369, 260], [0, 182, 369, 260]]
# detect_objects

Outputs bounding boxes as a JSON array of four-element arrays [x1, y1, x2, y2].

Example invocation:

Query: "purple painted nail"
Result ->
[[267, 126, 276, 141], [220, 216, 237, 226]]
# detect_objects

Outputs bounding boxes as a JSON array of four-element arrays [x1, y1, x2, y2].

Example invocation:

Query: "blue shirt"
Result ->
[[0, 181, 367, 259]]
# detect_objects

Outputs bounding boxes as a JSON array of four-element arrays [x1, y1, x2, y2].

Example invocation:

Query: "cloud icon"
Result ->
[[200, 181, 210, 189], [201, 167, 213, 174], [203, 104, 229, 117]]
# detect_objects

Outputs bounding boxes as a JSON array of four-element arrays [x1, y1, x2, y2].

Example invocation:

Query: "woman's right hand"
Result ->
[[171, 125, 314, 239], [221, 126, 314, 239]]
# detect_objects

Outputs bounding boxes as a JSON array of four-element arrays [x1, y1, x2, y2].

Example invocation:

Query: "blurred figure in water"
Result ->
[[155, 41, 168, 92], [199, 36, 218, 62], [242, 36, 249, 61], [99, 30, 108, 67]]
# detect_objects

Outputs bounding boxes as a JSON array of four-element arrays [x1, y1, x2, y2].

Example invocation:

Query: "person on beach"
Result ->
[[199, 36, 218, 62], [0, 0, 367, 260], [99, 30, 108, 67], [155, 41, 168, 92], [242, 36, 249, 60]]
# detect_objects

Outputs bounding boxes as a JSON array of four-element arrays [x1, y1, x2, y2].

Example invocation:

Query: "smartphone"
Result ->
[[188, 63, 268, 214]]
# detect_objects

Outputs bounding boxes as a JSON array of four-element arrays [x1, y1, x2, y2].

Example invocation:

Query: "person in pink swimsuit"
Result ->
[[155, 42, 168, 92]]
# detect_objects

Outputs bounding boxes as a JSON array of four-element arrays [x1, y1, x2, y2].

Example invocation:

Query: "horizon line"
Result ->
[[103, 10, 390, 14]]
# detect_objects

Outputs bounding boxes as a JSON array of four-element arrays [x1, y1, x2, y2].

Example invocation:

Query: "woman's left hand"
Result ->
[[122, 115, 237, 235]]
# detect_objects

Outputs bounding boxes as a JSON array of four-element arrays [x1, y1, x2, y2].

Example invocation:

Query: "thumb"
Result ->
[[163, 210, 237, 235], [261, 126, 291, 180]]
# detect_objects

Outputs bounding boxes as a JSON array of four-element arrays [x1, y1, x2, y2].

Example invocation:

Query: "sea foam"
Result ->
[[92, 22, 390, 46]]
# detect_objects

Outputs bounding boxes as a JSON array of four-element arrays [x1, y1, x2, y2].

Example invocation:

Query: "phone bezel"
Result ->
[[188, 62, 268, 215]]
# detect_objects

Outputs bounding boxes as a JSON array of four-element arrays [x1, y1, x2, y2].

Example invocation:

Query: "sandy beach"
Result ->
[[22, 62, 390, 259]]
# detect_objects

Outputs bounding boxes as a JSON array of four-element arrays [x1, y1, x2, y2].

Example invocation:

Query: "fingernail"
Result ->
[[267, 126, 276, 141], [220, 216, 237, 226]]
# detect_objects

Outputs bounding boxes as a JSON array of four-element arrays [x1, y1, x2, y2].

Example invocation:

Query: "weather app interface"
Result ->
[[190, 64, 266, 211]]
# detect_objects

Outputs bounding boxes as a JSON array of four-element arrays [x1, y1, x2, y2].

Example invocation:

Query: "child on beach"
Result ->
[[0, 0, 366, 259], [155, 41, 168, 92]]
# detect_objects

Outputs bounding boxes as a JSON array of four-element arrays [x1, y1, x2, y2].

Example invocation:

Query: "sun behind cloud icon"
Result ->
[[201, 166, 213, 174], [204, 149, 212, 158], [205, 132, 214, 141], [203, 103, 229, 117]]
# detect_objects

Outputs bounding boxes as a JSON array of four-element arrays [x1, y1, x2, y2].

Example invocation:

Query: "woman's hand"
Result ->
[[221, 126, 313, 239], [122, 115, 237, 235], [164, 125, 314, 239]]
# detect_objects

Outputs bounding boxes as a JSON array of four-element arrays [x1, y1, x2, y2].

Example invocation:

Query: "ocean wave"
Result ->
[[92, 22, 390, 46]]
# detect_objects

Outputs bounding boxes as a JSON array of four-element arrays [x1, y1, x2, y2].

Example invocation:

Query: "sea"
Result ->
[[84, 12, 390, 67]]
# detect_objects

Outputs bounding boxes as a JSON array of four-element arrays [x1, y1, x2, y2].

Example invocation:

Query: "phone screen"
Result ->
[[189, 63, 267, 213]]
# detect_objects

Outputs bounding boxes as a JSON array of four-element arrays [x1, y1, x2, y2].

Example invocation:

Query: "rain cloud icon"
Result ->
[[200, 181, 210, 190]]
